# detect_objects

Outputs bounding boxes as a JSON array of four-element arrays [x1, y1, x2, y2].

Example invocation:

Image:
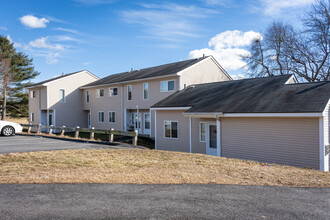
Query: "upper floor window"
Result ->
[[127, 85, 132, 100], [98, 111, 104, 123], [161, 80, 175, 92], [59, 89, 65, 103], [164, 121, 178, 139], [31, 90, 36, 98], [143, 83, 148, 100], [96, 89, 104, 98], [109, 87, 118, 96], [109, 111, 115, 123], [86, 91, 90, 103]]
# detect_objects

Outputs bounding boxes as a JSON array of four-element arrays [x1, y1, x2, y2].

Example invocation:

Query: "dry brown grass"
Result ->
[[5, 117, 28, 124], [0, 149, 329, 187]]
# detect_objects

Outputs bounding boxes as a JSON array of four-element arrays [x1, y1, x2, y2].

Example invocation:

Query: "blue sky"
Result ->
[[0, 0, 316, 82]]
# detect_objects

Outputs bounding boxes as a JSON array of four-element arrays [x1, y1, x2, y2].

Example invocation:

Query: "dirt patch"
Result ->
[[5, 117, 28, 124], [0, 149, 329, 186]]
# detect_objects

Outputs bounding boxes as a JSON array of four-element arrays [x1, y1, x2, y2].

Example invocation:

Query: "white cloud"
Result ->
[[188, 30, 262, 71], [46, 52, 60, 64], [29, 37, 65, 50], [259, 0, 315, 15], [54, 27, 80, 34], [120, 3, 216, 42], [19, 15, 49, 28], [231, 74, 245, 80], [74, 0, 117, 5], [0, 26, 8, 31]]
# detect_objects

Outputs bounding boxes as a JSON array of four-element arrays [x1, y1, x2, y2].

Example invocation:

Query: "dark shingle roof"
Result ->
[[29, 70, 93, 87], [81, 56, 210, 88], [152, 75, 330, 113]]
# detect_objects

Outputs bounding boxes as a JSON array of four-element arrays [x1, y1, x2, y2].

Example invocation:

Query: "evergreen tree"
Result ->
[[0, 35, 39, 119]]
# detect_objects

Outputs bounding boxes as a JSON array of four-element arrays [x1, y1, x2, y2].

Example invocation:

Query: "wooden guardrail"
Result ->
[[21, 124, 139, 147]]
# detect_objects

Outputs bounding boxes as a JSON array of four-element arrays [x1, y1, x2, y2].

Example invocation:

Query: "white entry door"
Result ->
[[143, 112, 150, 135], [133, 113, 142, 134], [206, 123, 217, 156]]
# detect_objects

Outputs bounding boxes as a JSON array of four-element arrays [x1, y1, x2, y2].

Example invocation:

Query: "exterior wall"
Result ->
[[40, 87, 47, 110], [221, 117, 320, 169], [180, 57, 230, 89], [28, 88, 41, 125], [190, 118, 215, 154], [323, 100, 330, 171], [48, 72, 98, 128], [155, 110, 189, 152], [83, 76, 179, 131], [82, 85, 123, 130]]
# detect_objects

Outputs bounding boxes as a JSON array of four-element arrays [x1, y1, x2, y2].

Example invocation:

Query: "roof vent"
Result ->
[[203, 54, 205, 58], [130, 68, 133, 72], [62, 72, 64, 76]]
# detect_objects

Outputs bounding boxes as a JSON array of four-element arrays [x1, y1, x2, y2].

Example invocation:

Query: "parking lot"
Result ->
[[0, 135, 133, 154]]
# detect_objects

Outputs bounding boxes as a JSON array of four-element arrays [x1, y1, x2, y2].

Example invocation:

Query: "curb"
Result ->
[[17, 133, 147, 149]]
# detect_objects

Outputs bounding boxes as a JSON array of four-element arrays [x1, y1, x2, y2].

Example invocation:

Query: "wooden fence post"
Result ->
[[48, 125, 53, 135], [133, 129, 138, 147], [37, 124, 41, 134], [61, 126, 66, 136], [75, 126, 80, 138], [27, 124, 32, 133], [109, 128, 114, 143], [90, 127, 95, 140]]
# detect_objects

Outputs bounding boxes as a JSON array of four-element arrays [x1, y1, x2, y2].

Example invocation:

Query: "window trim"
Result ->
[[109, 87, 118, 97], [59, 89, 66, 103], [160, 80, 175, 92], [164, 120, 179, 139], [143, 83, 148, 100], [127, 85, 132, 101], [98, 111, 105, 123], [86, 90, 90, 103], [199, 122, 206, 142], [108, 111, 115, 123]]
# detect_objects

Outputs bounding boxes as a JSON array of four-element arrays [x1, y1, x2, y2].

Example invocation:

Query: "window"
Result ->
[[32, 90, 36, 98], [31, 113, 34, 122], [98, 112, 104, 123], [96, 89, 104, 98], [131, 113, 135, 125], [109, 111, 115, 123], [86, 91, 90, 103], [164, 121, 178, 138], [143, 83, 148, 100], [109, 87, 118, 96], [127, 85, 132, 100], [161, 80, 175, 92], [200, 122, 206, 142], [59, 89, 65, 103]]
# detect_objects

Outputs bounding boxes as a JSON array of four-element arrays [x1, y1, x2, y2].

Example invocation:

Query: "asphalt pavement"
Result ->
[[0, 135, 134, 154], [0, 184, 329, 219]]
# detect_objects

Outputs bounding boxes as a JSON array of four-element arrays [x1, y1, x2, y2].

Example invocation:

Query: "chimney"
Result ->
[[203, 54, 205, 58], [62, 73, 64, 76], [130, 68, 133, 72]]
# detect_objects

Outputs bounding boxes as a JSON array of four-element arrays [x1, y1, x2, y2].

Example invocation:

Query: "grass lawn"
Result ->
[[0, 149, 329, 187]]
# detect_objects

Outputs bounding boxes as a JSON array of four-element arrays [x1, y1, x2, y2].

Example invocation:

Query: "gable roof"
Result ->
[[152, 75, 330, 113], [27, 70, 99, 88], [80, 56, 211, 88]]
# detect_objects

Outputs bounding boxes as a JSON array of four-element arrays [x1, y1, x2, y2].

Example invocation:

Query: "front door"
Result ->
[[206, 124, 217, 156], [88, 112, 91, 128], [143, 112, 150, 135], [133, 113, 142, 134]]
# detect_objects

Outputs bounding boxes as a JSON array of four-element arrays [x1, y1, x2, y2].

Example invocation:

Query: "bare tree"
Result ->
[[243, 0, 329, 82]]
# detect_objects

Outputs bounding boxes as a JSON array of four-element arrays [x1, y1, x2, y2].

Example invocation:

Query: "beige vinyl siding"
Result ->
[[28, 88, 40, 125], [180, 57, 230, 89], [221, 117, 320, 169], [323, 100, 330, 171], [82, 85, 123, 130], [40, 87, 47, 110], [123, 76, 179, 110], [190, 118, 215, 154], [156, 110, 189, 152]]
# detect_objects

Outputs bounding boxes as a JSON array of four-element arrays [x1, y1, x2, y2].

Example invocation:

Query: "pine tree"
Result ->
[[0, 35, 39, 120]]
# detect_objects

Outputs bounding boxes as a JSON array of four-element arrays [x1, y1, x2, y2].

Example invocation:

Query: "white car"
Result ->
[[0, 120, 23, 136]]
